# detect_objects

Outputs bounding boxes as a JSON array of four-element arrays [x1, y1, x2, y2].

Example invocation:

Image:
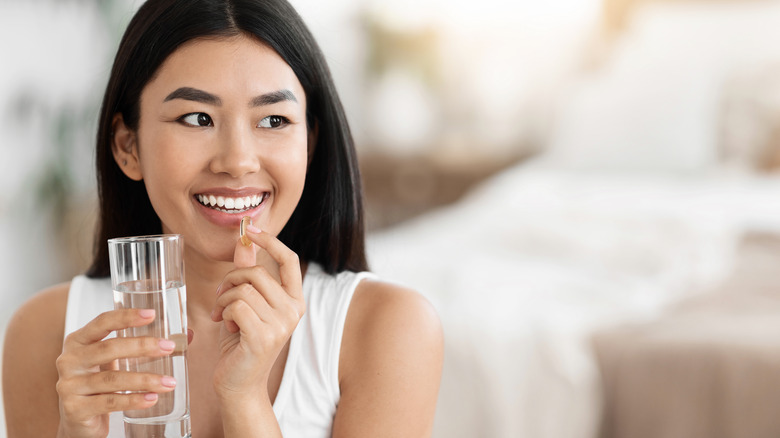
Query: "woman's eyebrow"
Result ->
[[162, 87, 297, 107], [250, 89, 298, 107], [163, 87, 222, 105]]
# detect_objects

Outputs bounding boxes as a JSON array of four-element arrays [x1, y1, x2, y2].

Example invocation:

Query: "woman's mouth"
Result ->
[[195, 192, 269, 213]]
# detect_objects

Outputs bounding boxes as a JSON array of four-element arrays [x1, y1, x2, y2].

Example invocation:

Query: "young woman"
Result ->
[[2, 0, 443, 436]]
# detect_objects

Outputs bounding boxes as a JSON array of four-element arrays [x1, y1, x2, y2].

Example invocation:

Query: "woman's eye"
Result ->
[[258, 115, 288, 129], [180, 113, 213, 127]]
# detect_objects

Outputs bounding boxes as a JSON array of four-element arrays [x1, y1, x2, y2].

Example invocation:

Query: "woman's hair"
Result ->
[[86, 0, 367, 277]]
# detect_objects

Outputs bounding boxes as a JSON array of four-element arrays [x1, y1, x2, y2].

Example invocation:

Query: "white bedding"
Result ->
[[367, 162, 780, 438]]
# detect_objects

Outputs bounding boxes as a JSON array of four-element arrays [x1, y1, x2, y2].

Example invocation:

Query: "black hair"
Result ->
[[86, 0, 367, 277]]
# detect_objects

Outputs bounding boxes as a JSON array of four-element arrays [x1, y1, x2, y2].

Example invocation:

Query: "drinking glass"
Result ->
[[108, 234, 191, 438]]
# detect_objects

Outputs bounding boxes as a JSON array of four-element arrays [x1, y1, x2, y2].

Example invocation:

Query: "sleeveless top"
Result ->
[[63, 263, 375, 437]]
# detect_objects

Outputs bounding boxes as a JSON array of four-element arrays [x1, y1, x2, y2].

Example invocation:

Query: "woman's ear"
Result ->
[[111, 113, 143, 181]]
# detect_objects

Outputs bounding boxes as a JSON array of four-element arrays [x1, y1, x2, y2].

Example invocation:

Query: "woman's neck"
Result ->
[[183, 249, 232, 322]]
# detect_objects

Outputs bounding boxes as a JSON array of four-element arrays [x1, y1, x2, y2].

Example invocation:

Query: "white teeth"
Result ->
[[197, 193, 267, 211]]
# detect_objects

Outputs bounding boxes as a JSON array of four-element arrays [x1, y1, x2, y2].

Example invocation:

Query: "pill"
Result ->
[[240, 216, 252, 247]]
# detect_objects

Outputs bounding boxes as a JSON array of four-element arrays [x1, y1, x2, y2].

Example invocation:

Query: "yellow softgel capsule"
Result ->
[[240, 216, 252, 247]]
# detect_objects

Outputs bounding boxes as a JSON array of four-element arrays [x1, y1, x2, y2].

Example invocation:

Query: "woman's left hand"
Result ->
[[210, 227, 305, 401]]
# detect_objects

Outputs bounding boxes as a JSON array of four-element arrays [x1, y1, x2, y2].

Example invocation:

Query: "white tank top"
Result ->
[[64, 263, 374, 437]]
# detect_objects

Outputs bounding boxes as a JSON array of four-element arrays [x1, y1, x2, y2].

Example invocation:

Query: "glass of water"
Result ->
[[108, 234, 191, 438]]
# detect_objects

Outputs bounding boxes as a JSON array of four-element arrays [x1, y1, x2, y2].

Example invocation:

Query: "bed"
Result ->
[[368, 162, 780, 437], [366, 1, 780, 436]]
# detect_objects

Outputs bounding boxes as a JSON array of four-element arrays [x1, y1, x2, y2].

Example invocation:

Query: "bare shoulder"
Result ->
[[4, 280, 70, 369], [3, 282, 70, 436], [5, 281, 70, 348], [347, 278, 443, 348], [335, 278, 443, 437]]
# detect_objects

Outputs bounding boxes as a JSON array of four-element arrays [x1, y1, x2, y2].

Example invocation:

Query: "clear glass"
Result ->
[[108, 234, 191, 438]]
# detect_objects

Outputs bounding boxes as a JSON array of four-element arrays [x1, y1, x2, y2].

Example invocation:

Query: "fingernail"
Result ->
[[139, 309, 155, 318], [161, 376, 177, 387], [159, 339, 176, 351], [144, 393, 158, 402], [247, 224, 261, 234]]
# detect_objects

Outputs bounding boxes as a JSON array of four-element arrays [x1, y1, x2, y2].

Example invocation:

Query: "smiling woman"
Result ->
[[112, 36, 310, 263], [2, 1, 443, 437]]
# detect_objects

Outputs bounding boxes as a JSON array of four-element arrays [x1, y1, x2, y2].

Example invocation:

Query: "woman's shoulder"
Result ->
[[340, 277, 443, 378], [10, 281, 70, 321], [3, 282, 70, 384], [5, 281, 71, 350], [350, 278, 441, 331]]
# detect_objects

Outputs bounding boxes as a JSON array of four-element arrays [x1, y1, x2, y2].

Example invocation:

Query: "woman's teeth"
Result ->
[[196, 193, 266, 213]]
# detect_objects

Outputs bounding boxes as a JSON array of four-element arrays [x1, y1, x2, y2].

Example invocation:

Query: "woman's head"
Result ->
[[87, 0, 367, 277]]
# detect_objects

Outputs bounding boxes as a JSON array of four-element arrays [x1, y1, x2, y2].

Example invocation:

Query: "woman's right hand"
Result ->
[[55, 308, 177, 438]]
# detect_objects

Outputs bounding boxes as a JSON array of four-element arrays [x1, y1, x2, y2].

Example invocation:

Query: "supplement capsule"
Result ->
[[240, 216, 252, 247]]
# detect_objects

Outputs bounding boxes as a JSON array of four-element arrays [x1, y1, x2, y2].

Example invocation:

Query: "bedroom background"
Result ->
[[4, 0, 780, 437]]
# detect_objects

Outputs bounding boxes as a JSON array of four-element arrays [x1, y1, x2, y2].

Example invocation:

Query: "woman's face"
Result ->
[[123, 35, 309, 262]]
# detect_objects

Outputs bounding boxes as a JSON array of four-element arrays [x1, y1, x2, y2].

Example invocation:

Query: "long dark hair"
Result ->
[[87, 0, 367, 277]]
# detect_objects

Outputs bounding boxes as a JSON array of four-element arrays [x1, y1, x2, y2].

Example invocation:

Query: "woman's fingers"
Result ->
[[73, 336, 176, 370], [220, 299, 288, 354], [244, 227, 303, 298], [60, 391, 160, 419], [65, 309, 155, 347], [213, 271, 302, 329], [58, 309, 172, 379], [220, 299, 266, 341], [213, 282, 276, 327], [219, 228, 304, 322], [217, 266, 289, 308], [59, 370, 176, 396]]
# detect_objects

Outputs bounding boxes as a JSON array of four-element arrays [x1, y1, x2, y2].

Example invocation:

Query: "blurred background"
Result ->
[[6, 0, 780, 437]]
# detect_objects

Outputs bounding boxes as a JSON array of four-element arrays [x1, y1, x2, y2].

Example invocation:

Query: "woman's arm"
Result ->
[[334, 280, 444, 437], [3, 283, 69, 437]]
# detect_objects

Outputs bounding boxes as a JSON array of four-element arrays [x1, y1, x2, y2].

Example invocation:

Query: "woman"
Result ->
[[3, 0, 443, 436]]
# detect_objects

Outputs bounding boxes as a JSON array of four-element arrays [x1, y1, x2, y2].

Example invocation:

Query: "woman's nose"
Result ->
[[208, 125, 260, 177]]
